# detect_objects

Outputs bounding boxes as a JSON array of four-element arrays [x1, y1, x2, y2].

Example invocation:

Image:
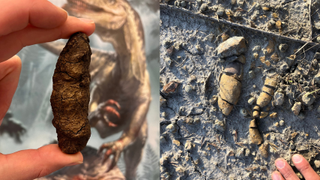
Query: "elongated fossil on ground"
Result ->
[[218, 55, 245, 116], [253, 75, 278, 118], [249, 119, 263, 145], [50, 32, 92, 154]]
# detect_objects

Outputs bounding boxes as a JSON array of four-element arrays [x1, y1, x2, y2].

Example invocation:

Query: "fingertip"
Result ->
[[292, 154, 320, 179], [275, 158, 285, 169], [292, 154, 303, 164], [39, 144, 83, 165], [60, 16, 96, 39], [272, 171, 283, 180], [66, 151, 84, 166], [0, 55, 22, 120]]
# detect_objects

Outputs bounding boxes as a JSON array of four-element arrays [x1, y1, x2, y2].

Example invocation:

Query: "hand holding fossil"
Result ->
[[0, 0, 95, 179]]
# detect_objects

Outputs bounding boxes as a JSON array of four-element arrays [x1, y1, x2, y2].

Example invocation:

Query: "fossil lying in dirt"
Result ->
[[50, 32, 92, 154]]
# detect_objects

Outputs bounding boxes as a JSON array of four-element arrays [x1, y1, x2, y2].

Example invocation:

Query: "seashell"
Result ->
[[302, 93, 316, 106], [274, 91, 285, 106], [279, 43, 288, 52], [240, 108, 248, 117], [249, 119, 263, 145]]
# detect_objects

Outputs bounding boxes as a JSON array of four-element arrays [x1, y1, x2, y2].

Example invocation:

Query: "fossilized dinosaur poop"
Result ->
[[218, 57, 244, 116], [50, 32, 92, 154], [249, 119, 263, 145], [253, 75, 278, 118]]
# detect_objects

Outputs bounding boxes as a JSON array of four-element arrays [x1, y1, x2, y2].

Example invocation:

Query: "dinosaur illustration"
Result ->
[[41, 0, 151, 179]]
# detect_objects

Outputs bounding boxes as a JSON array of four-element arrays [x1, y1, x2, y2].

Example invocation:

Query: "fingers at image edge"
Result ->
[[0, 16, 95, 63], [0, 144, 83, 180], [0, 55, 21, 121], [292, 154, 320, 180], [272, 171, 285, 180], [0, 0, 68, 37], [274, 158, 300, 180]]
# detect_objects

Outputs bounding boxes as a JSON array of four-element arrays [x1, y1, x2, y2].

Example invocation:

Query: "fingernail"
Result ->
[[79, 18, 94, 24], [272, 173, 281, 180], [292, 154, 302, 163], [275, 159, 285, 169], [67, 152, 83, 166], [68, 161, 83, 166]]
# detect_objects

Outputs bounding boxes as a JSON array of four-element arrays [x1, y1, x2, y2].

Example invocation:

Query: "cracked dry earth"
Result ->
[[160, 0, 320, 179]]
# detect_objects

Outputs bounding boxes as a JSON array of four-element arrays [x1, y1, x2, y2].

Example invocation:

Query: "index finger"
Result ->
[[0, 0, 67, 37], [292, 154, 320, 180]]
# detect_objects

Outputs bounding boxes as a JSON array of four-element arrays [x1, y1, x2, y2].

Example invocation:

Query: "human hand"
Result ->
[[0, 0, 95, 179], [0, 0, 95, 120], [272, 154, 320, 180]]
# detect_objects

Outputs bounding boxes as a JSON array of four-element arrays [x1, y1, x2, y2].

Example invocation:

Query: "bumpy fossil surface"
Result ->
[[50, 32, 92, 154]]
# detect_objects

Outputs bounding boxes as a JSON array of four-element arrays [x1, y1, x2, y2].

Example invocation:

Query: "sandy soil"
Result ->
[[160, 0, 320, 179]]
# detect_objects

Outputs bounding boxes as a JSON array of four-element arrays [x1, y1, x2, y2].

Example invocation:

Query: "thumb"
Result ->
[[0, 144, 83, 180], [0, 55, 21, 121]]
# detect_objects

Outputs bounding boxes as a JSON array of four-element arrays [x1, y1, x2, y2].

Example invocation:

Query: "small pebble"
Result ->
[[252, 45, 261, 52], [185, 85, 193, 93], [185, 140, 192, 150], [248, 70, 255, 79], [180, 1, 186, 7], [199, 3, 208, 13], [269, 112, 277, 118], [274, 122, 279, 127], [245, 148, 251, 156], [279, 120, 285, 126], [248, 97, 256, 105], [315, 160, 320, 168], [165, 58, 172, 67], [292, 102, 302, 116], [210, 95, 218, 104], [216, 6, 225, 16], [166, 124, 176, 132]]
